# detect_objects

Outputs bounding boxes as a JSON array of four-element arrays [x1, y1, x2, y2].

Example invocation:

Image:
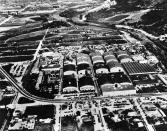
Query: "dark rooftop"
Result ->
[[107, 61, 122, 69], [24, 105, 55, 119], [78, 76, 94, 87], [93, 63, 108, 70], [122, 62, 157, 75], [97, 74, 114, 86], [62, 77, 77, 88], [104, 55, 118, 62], [131, 74, 158, 85], [77, 63, 90, 71], [98, 73, 131, 86], [63, 64, 76, 72]]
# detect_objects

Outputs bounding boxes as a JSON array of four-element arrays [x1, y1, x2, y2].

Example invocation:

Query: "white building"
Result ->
[[146, 55, 159, 65]]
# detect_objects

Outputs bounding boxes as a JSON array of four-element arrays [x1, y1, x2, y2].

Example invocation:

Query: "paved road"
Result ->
[[0, 66, 71, 103], [133, 98, 156, 131], [0, 10, 165, 104], [0, 5, 29, 27], [116, 25, 159, 40], [33, 28, 49, 61]]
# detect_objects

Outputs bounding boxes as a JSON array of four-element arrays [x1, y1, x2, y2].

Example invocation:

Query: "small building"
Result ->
[[131, 74, 159, 90], [39, 57, 48, 68], [48, 70, 60, 83], [146, 55, 159, 65], [77, 57, 91, 65], [35, 71, 43, 90], [132, 54, 146, 63]]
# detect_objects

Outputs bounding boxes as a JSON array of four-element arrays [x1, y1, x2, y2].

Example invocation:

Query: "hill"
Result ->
[[85, 0, 167, 36]]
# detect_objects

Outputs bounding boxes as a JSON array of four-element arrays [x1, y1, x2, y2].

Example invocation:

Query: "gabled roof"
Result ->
[[90, 51, 101, 58], [118, 55, 131, 61], [107, 61, 122, 69], [104, 55, 118, 62], [103, 51, 114, 58], [92, 57, 104, 65], [77, 53, 89, 59]]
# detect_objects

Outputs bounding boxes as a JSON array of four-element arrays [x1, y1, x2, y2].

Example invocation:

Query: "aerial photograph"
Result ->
[[1, 0, 167, 131]]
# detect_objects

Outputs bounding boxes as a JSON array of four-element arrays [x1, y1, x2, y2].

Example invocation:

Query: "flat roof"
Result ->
[[130, 74, 158, 86], [97, 73, 131, 85], [122, 62, 157, 75], [78, 76, 94, 87]]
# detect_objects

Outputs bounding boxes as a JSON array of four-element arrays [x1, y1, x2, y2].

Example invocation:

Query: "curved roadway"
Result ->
[[0, 8, 163, 103], [0, 65, 163, 103], [0, 66, 72, 103]]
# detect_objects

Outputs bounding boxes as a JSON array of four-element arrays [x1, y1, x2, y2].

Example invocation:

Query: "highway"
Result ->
[[1, 64, 165, 103], [0, 66, 72, 103], [0, 12, 165, 104], [115, 24, 159, 40]]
